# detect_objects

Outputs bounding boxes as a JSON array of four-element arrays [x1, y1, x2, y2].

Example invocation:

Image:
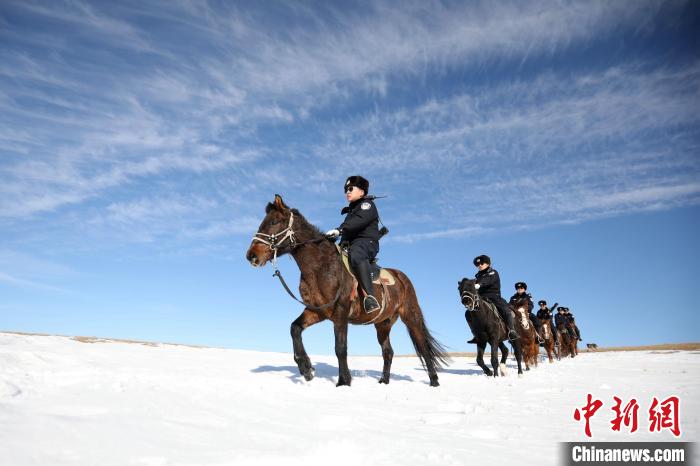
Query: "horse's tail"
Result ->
[[397, 274, 451, 372]]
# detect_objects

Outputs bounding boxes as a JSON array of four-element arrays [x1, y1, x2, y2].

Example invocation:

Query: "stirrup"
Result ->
[[363, 296, 380, 313], [508, 330, 519, 341]]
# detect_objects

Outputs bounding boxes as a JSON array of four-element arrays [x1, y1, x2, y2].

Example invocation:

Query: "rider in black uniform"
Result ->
[[509, 282, 543, 342], [466, 255, 518, 343], [326, 176, 381, 313], [537, 299, 558, 339]]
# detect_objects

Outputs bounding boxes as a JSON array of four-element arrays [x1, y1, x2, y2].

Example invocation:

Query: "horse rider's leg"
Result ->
[[550, 319, 556, 340], [349, 240, 380, 313], [333, 317, 352, 386], [490, 340, 500, 377], [496, 301, 518, 341], [291, 309, 325, 381], [498, 341, 509, 376], [476, 342, 491, 376], [532, 315, 543, 343], [375, 319, 394, 384]]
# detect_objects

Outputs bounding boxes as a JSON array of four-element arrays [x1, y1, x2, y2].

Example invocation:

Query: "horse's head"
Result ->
[[246, 194, 295, 267], [512, 296, 529, 312], [458, 278, 477, 310]]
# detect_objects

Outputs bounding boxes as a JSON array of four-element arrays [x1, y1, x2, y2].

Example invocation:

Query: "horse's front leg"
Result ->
[[333, 317, 352, 386], [291, 309, 324, 381], [476, 342, 492, 376], [489, 340, 500, 377]]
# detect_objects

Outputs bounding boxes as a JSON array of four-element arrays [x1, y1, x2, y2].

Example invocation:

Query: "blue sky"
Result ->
[[1, 0, 699, 355]]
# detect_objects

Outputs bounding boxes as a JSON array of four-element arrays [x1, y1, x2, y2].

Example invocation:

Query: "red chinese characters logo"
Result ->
[[574, 394, 681, 438], [573, 394, 603, 438], [649, 396, 681, 437], [611, 396, 639, 433]]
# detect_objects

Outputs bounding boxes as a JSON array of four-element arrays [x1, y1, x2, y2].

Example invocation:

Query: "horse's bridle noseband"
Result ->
[[461, 289, 480, 312]]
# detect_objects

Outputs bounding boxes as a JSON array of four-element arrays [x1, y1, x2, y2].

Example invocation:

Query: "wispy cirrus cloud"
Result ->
[[0, 0, 697, 251]]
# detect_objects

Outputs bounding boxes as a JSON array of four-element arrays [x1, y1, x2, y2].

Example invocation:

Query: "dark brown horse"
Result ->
[[512, 296, 538, 370], [246, 195, 449, 387], [458, 278, 524, 376], [557, 321, 577, 358]]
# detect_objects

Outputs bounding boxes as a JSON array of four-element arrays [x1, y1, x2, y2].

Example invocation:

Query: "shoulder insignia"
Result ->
[[361, 202, 371, 210], [488, 271, 495, 275]]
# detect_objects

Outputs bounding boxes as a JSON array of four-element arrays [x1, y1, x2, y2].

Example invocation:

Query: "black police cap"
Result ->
[[344, 175, 369, 193], [473, 255, 491, 266], [538, 300, 547, 306], [514, 281, 527, 290]]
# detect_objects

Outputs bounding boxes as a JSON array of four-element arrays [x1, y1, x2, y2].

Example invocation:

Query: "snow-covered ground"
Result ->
[[0, 332, 697, 466]]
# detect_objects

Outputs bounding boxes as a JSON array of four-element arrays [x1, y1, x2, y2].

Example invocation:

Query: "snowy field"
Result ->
[[1, 332, 697, 466]]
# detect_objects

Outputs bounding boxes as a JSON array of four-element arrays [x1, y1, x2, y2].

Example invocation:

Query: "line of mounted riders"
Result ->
[[246, 176, 585, 387], [459, 255, 582, 380]]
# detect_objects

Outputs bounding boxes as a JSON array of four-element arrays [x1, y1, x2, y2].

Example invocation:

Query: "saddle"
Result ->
[[336, 244, 396, 320], [478, 297, 510, 335], [335, 244, 396, 286]]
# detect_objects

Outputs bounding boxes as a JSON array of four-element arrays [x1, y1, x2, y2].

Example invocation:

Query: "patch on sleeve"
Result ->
[[488, 271, 495, 275], [361, 202, 371, 210]]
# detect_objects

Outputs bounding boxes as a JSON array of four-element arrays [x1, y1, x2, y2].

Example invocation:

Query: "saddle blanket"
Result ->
[[336, 244, 396, 286]]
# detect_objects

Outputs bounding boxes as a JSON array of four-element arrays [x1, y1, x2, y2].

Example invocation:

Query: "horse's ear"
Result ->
[[274, 194, 289, 212], [265, 202, 275, 214]]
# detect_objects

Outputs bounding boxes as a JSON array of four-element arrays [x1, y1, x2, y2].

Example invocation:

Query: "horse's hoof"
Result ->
[[498, 363, 507, 376], [429, 379, 440, 387], [484, 370, 493, 376], [336, 379, 351, 387], [303, 368, 315, 381]]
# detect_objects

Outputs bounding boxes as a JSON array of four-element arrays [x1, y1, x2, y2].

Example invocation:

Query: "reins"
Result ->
[[252, 213, 343, 311]]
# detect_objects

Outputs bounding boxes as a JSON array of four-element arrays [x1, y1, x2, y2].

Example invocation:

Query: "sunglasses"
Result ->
[[516, 286, 525, 289], [345, 186, 358, 193]]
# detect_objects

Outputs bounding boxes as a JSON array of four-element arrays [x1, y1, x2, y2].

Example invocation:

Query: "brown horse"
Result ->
[[557, 322, 577, 358], [246, 195, 449, 387], [512, 296, 538, 370], [539, 316, 556, 363]]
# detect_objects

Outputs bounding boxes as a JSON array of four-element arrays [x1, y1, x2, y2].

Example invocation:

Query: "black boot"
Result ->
[[355, 260, 380, 313], [535, 325, 543, 344], [467, 337, 478, 344], [501, 308, 519, 341]]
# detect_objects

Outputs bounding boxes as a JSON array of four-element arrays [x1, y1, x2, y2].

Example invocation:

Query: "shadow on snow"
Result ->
[[251, 362, 414, 384]]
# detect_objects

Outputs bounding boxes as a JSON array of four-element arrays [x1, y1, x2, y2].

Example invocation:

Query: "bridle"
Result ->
[[251, 212, 342, 311], [460, 286, 480, 312], [251, 212, 298, 268]]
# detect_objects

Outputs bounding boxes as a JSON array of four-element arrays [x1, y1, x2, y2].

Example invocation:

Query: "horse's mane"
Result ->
[[290, 208, 324, 239]]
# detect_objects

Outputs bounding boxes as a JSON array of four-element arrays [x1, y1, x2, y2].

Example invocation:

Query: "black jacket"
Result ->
[[555, 313, 568, 328], [475, 266, 501, 297], [537, 307, 553, 321], [509, 292, 534, 312], [339, 197, 379, 243]]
